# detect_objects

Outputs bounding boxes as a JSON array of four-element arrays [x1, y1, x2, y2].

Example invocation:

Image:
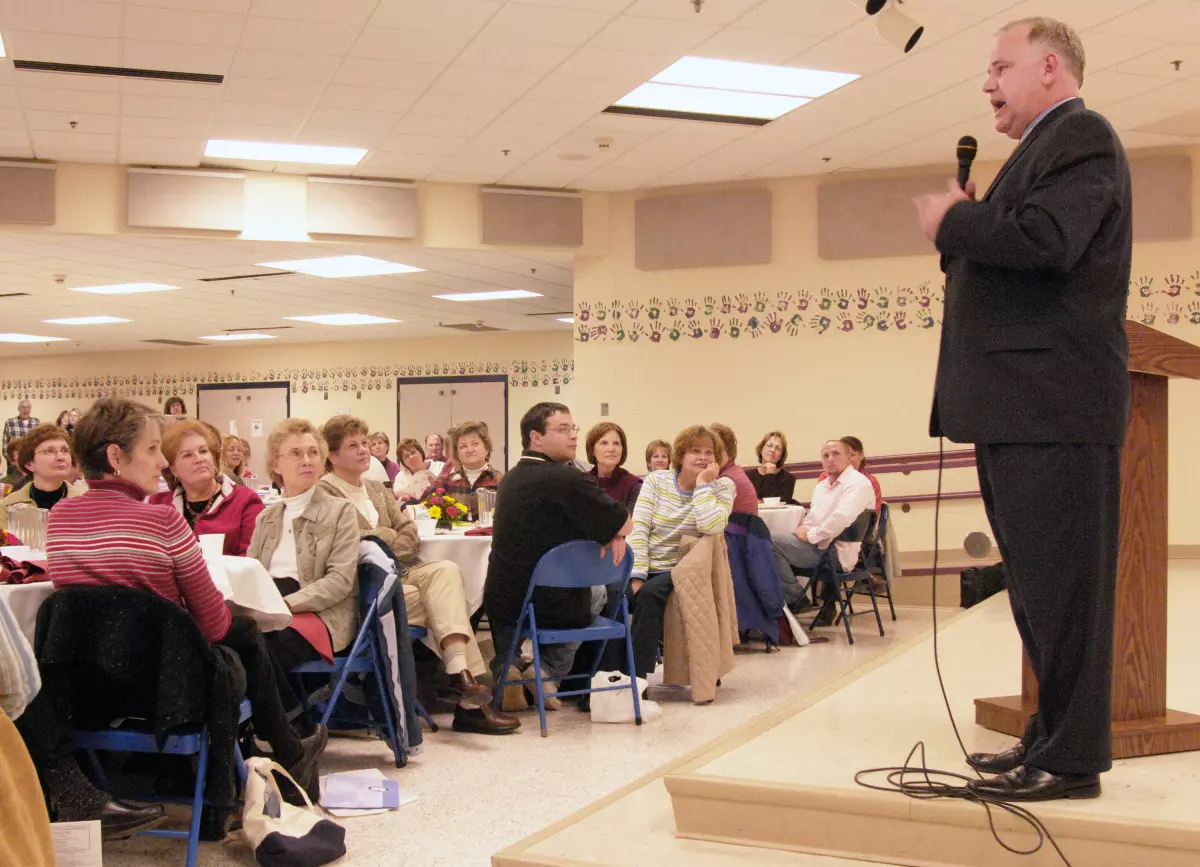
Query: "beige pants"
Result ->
[[0, 713, 55, 867], [403, 560, 486, 677]]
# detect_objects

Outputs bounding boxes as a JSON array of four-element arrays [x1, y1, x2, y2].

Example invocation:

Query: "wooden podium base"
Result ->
[[976, 696, 1200, 759]]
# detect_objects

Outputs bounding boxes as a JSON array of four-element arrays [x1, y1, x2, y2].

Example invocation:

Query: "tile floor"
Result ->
[[103, 606, 947, 867]]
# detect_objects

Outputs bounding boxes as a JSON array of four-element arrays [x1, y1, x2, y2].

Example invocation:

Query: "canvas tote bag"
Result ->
[[243, 757, 346, 866]]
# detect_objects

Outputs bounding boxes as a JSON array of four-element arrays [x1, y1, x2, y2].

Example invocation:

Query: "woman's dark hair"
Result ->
[[840, 435, 867, 468], [644, 439, 670, 470], [520, 402, 570, 449], [17, 424, 70, 475], [585, 422, 628, 467], [163, 396, 187, 416], [55, 410, 70, 427], [755, 430, 789, 466], [396, 437, 425, 463], [320, 414, 370, 471], [74, 398, 163, 481], [709, 422, 737, 463]]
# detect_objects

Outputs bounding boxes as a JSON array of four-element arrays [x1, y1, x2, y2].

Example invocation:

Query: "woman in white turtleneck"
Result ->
[[246, 419, 360, 671]]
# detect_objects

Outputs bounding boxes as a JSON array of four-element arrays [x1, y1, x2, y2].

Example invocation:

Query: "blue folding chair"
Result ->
[[807, 510, 885, 645], [291, 575, 436, 768], [494, 540, 639, 737], [75, 700, 252, 867]]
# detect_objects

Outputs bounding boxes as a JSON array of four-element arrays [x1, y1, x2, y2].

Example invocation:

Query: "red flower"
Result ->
[[436, 487, 446, 494]]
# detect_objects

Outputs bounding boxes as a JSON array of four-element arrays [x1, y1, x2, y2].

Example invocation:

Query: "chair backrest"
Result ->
[[528, 540, 632, 590], [836, 509, 876, 544]]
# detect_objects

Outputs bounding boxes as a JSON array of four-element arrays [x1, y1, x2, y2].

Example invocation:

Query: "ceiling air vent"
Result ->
[[13, 60, 223, 85], [438, 323, 508, 333], [141, 339, 206, 347], [198, 271, 293, 283], [0, 292, 31, 299]]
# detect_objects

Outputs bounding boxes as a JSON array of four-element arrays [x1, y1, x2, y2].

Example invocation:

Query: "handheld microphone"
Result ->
[[956, 135, 978, 190]]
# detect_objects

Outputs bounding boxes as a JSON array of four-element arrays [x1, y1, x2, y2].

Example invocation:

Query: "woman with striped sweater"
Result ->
[[627, 425, 735, 678]]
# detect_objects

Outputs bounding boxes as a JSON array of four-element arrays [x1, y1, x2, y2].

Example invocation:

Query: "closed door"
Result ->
[[397, 383, 454, 449], [397, 377, 508, 468], [196, 384, 289, 481]]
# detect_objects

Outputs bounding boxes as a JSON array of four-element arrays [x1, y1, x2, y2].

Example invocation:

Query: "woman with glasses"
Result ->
[[247, 419, 360, 671], [0, 424, 81, 532]]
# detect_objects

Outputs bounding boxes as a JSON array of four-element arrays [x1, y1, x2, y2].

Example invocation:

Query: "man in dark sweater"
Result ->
[[484, 402, 630, 710]]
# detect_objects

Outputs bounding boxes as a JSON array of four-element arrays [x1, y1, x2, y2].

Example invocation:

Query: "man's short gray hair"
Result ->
[[1001, 17, 1086, 85]]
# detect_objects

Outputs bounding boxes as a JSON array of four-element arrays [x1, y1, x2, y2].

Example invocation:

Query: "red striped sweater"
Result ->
[[46, 478, 231, 643]]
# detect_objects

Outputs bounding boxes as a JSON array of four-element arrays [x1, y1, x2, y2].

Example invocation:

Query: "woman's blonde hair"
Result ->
[[161, 419, 223, 489], [265, 418, 325, 485], [447, 420, 492, 466], [221, 433, 248, 475], [671, 425, 725, 472]]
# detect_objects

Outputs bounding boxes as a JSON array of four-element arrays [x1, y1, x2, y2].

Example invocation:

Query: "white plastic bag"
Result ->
[[589, 671, 661, 724], [243, 757, 346, 866]]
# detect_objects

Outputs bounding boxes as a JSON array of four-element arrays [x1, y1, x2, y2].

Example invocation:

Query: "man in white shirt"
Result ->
[[424, 433, 447, 476], [771, 440, 876, 615]]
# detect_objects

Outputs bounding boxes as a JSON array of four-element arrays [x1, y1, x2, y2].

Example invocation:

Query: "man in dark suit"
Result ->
[[914, 17, 1131, 802]]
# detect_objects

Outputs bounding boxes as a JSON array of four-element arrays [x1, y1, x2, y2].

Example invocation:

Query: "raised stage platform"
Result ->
[[496, 561, 1200, 867]]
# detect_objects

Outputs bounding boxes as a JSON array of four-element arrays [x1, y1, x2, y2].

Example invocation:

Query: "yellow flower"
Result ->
[[428, 506, 442, 520]]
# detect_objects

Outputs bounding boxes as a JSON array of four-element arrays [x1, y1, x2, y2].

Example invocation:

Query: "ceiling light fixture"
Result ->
[[0, 333, 69, 343], [433, 290, 543, 302], [284, 313, 400, 326], [200, 333, 277, 341], [67, 282, 179, 295], [846, 0, 924, 53], [205, 139, 368, 166], [557, 316, 575, 324], [0, 33, 6, 59], [257, 255, 424, 278], [43, 316, 131, 325], [653, 57, 858, 99]]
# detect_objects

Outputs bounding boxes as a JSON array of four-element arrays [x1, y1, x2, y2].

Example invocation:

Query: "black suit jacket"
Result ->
[[930, 98, 1131, 445]]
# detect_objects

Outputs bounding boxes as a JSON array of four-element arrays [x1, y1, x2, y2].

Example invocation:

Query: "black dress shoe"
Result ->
[[97, 799, 168, 840], [447, 670, 492, 709], [287, 723, 329, 781], [452, 703, 520, 735], [967, 742, 1027, 774], [967, 765, 1101, 802]]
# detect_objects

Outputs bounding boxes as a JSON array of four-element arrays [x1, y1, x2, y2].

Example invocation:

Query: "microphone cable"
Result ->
[[851, 437, 1074, 866]]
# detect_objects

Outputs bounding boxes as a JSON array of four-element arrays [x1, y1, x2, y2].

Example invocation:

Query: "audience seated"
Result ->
[[163, 396, 187, 417], [2, 438, 27, 492], [368, 431, 401, 484], [818, 436, 882, 512], [0, 424, 81, 532], [149, 419, 264, 556], [392, 437, 435, 502], [426, 420, 502, 519], [770, 439, 876, 618], [220, 434, 255, 486], [645, 439, 671, 472], [749, 430, 796, 503], [34, 398, 325, 835], [247, 419, 361, 670], [586, 421, 642, 514], [627, 425, 734, 678], [424, 432, 448, 476], [710, 423, 758, 516], [54, 410, 70, 429], [3, 399, 39, 456], [485, 402, 629, 711], [317, 416, 517, 735]]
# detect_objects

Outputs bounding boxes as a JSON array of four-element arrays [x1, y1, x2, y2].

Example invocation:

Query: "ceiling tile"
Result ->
[[2, 31, 119, 66], [498, 98, 604, 126], [0, 107, 25, 128], [30, 129, 116, 151], [122, 0, 252, 13], [217, 77, 323, 105], [693, 28, 820, 65], [573, 166, 658, 191], [25, 109, 118, 135], [1110, 44, 1200, 79], [122, 6, 246, 46], [502, 0, 630, 10], [624, 0, 764, 25], [1083, 71, 1174, 109], [837, 9, 986, 52], [426, 167, 508, 184], [0, 0, 122, 37], [121, 95, 219, 121], [408, 89, 511, 120], [16, 86, 120, 114], [303, 107, 400, 133], [376, 132, 468, 155], [498, 162, 586, 188], [553, 46, 675, 80], [476, 2, 615, 45], [0, 86, 17, 109], [737, 0, 863, 38], [524, 74, 629, 104], [349, 27, 473, 64], [368, 0, 503, 34], [120, 115, 212, 140], [332, 58, 447, 90], [469, 118, 579, 145], [0, 138, 35, 158], [588, 14, 719, 54], [207, 120, 299, 141], [317, 85, 425, 114], [119, 80, 224, 100], [391, 113, 492, 137], [238, 16, 363, 55], [785, 37, 904, 76], [119, 135, 204, 166], [453, 38, 575, 74], [229, 49, 342, 83], [1080, 32, 1167, 73], [248, 0, 378, 25], [291, 128, 385, 148], [122, 41, 237, 75], [999, 0, 1171, 33], [431, 66, 539, 99], [214, 100, 309, 126], [13, 70, 116, 93], [28, 147, 117, 162]]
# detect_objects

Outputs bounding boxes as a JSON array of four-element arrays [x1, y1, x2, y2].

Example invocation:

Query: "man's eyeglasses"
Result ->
[[548, 424, 580, 435]]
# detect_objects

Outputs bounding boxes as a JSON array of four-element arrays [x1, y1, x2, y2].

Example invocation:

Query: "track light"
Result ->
[[845, 0, 924, 53]]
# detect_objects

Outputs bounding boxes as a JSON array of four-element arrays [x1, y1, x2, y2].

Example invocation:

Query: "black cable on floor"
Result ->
[[851, 437, 1074, 866]]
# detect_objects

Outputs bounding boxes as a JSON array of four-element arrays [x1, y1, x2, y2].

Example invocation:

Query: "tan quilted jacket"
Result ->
[[662, 533, 738, 704]]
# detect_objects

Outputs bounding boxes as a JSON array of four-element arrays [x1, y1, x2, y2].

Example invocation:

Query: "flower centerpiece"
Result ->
[[423, 486, 470, 530]]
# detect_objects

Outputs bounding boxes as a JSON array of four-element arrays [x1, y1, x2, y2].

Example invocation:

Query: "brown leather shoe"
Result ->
[[447, 670, 492, 709], [452, 703, 521, 735]]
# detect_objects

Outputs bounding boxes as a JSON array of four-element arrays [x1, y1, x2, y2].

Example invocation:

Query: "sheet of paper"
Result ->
[[51, 821, 102, 867], [251, 419, 264, 438], [319, 768, 417, 817], [228, 420, 239, 436]]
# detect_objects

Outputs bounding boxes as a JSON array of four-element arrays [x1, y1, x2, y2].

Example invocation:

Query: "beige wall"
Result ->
[[0, 330, 573, 471], [572, 147, 1200, 552]]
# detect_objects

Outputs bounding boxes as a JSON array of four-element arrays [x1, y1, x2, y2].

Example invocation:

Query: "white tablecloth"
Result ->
[[418, 532, 491, 615], [757, 505, 806, 537], [0, 548, 291, 642]]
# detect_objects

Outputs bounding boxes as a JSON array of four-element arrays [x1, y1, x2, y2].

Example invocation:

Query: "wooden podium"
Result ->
[[975, 320, 1200, 759]]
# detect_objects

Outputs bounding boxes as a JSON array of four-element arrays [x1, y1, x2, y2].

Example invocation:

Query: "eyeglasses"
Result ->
[[279, 447, 322, 462], [35, 445, 72, 458], [548, 425, 580, 435]]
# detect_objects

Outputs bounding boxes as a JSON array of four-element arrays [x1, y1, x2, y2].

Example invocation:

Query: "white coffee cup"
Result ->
[[762, 497, 782, 507], [415, 518, 437, 538]]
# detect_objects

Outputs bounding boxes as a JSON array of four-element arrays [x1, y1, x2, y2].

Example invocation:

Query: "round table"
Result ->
[[0, 582, 52, 644], [418, 532, 491, 614], [757, 505, 806, 537]]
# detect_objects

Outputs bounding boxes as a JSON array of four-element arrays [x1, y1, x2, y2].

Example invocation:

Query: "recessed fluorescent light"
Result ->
[[0, 333, 69, 343], [433, 290, 543, 302], [257, 255, 424, 278], [284, 313, 400, 326], [43, 316, 131, 325], [0, 33, 6, 59], [200, 333, 277, 341], [205, 139, 367, 166], [614, 83, 808, 121], [67, 282, 179, 295], [557, 317, 575, 324], [652, 57, 858, 98]]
